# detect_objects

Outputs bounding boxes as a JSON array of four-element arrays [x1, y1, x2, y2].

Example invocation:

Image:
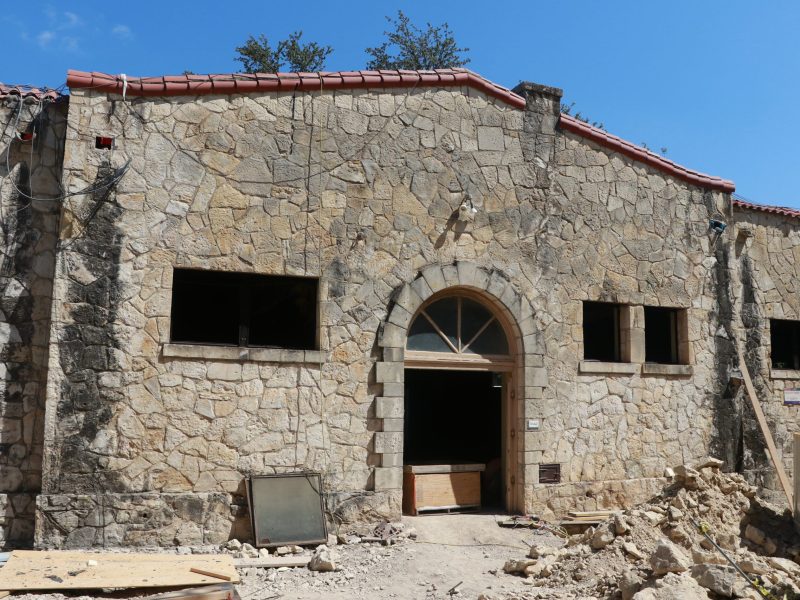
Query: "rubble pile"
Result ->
[[503, 459, 800, 599]]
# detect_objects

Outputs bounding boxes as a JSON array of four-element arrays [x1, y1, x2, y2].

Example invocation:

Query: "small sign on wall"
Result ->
[[784, 389, 800, 406]]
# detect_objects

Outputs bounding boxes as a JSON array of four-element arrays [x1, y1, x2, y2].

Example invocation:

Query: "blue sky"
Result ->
[[4, 1, 799, 208]]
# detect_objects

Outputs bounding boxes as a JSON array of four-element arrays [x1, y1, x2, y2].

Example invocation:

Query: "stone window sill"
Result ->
[[579, 361, 638, 375], [771, 369, 800, 380], [162, 343, 326, 364], [641, 363, 693, 377]]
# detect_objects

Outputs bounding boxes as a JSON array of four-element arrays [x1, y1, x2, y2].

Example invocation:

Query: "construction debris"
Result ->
[[499, 459, 800, 598]]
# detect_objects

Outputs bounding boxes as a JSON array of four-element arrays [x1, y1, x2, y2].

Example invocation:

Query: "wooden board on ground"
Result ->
[[141, 583, 239, 600], [0, 551, 239, 591], [233, 557, 309, 569]]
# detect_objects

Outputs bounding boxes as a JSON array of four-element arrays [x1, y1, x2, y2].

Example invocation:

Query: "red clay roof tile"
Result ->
[[733, 198, 800, 220], [65, 68, 527, 108], [0, 82, 62, 101], [559, 113, 735, 193]]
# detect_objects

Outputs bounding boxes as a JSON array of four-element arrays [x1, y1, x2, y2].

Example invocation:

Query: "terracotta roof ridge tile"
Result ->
[[559, 113, 735, 193], [733, 198, 800, 219], [0, 82, 63, 101], [66, 68, 526, 108]]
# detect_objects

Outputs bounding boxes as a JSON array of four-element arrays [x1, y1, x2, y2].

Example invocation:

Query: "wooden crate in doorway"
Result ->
[[402, 464, 485, 515]]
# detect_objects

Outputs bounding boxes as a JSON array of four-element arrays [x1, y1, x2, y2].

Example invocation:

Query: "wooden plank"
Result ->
[[411, 472, 481, 512], [738, 348, 794, 507], [0, 591, 9, 599], [189, 568, 231, 581], [233, 557, 309, 569], [0, 551, 239, 591], [404, 464, 486, 474], [141, 583, 238, 600]]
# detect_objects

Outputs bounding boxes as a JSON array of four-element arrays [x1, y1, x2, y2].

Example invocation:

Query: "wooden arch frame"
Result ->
[[405, 288, 516, 371]]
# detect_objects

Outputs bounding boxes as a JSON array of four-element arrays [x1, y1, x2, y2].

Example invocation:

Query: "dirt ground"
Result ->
[[234, 513, 565, 600], [6, 514, 568, 600]]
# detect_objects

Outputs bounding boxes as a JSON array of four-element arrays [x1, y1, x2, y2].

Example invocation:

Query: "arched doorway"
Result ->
[[402, 289, 518, 514]]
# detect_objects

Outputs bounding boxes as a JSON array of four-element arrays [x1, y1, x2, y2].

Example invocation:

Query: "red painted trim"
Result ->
[[733, 198, 800, 220], [559, 114, 735, 193], [66, 68, 527, 109]]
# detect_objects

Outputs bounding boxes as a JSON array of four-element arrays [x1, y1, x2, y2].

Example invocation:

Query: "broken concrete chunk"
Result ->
[[614, 514, 630, 535], [308, 545, 337, 572], [632, 572, 712, 599], [643, 511, 666, 526], [693, 457, 724, 471], [590, 523, 616, 550], [503, 558, 536, 575], [744, 524, 766, 546], [240, 542, 259, 558], [224, 539, 242, 552], [649, 539, 692, 576], [619, 569, 644, 600], [690, 564, 738, 597], [528, 545, 559, 559], [622, 541, 645, 560]]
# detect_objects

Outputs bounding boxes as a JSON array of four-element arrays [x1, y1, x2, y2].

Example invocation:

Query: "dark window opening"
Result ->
[[95, 136, 114, 149], [771, 319, 800, 370], [583, 301, 621, 362], [538, 463, 561, 484], [645, 307, 680, 364], [170, 269, 318, 350]]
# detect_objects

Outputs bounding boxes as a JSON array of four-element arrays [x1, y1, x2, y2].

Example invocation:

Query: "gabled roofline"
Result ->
[[66, 68, 527, 109], [559, 114, 735, 193], [66, 68, 736, 193]]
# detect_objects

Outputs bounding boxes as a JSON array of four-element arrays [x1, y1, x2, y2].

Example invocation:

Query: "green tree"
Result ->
[[235, 31, 332, 73], [366, 11, 470, 70]]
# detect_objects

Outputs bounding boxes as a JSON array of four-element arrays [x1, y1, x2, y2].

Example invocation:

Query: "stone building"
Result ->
[[0, 68, 798, 548]]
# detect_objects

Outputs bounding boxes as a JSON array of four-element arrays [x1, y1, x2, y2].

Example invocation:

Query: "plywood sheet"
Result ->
[[0, 551, 239, 591]]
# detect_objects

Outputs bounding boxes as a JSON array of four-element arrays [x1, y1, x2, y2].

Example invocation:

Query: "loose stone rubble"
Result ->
[[498, 459, 800, 599]]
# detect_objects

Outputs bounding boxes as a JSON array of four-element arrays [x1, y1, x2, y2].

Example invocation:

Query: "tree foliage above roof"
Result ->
[[235, 32, 332, 73], [365, 11, 470, 70]]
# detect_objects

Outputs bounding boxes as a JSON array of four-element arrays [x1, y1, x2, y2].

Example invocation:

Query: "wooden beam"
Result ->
[[738, 347, 793, 508]]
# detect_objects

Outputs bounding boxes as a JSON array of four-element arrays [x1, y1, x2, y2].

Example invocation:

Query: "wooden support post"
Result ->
[[737, 348, 793, 508], [794, 433, 800, 525]]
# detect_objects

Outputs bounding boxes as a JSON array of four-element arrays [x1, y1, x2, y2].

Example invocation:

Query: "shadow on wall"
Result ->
[[0, 99, 63, 548]]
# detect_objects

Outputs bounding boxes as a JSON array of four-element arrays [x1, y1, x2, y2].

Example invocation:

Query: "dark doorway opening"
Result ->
[[403, 369, 503, 509]]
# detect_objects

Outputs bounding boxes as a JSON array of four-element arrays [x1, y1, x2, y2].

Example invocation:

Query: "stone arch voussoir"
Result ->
[[372, 261, 545, 492]]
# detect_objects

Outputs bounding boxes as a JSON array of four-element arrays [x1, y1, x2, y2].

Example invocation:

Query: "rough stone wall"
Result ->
[[522, 126, 733, 517], [35, 81, 740, 547], [38, 85, 551, 547], [0, 95, 65, 547], [729, 208, 800, 504]]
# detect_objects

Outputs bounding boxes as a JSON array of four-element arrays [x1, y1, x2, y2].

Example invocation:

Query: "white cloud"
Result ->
[[36, 30, 55, 47], [63, 12, 81, 28], [111, 24, 132, 40]]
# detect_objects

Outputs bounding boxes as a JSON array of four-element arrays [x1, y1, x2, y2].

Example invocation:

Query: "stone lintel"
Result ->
[[640, 363, 693, 377], [578, 361, 638, 375], [162, 343, 325, 364]]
